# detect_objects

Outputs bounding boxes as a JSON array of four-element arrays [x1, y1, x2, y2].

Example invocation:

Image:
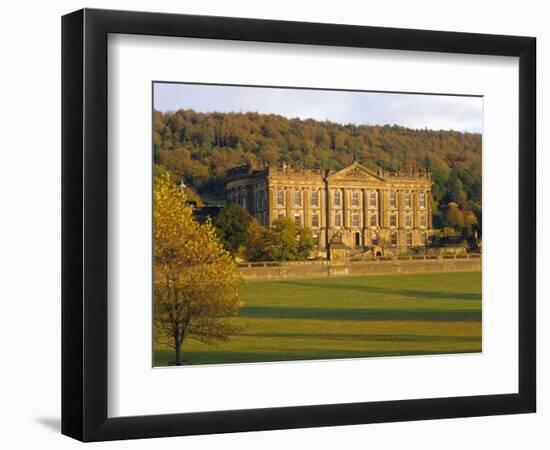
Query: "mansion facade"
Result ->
[[225, 161, 433, 256]]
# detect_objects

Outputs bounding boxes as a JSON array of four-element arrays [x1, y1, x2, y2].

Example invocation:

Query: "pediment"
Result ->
[[328, 162, 385, 182]]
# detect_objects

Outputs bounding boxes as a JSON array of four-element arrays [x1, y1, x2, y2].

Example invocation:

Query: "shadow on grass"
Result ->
[[275, 280, 481, 301], [239, 306, 481, 321], [154, 347, 481, 366], [234, 332, 481, 343]]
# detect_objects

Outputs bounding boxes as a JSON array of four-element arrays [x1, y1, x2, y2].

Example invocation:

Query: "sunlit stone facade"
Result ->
[[225, 161, 433, 255]]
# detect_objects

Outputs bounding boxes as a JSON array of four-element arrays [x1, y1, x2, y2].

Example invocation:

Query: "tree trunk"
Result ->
[[174, 342, 181, 365], [173, 329, 181, 364]]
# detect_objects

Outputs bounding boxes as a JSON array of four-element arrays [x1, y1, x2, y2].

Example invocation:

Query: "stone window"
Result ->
[[294, 190, 302, 207], [256, 191, 262, 209], [276, 190, 284, 206], [420, 213, 427, 228], [390, 231, 398, 247], [405, 191, 411, 208], [390, 191, 397, 208], [405, 213, 412, 228], [334, 212, 341, 227], [351, 191, 359, 207], [294, 213, 301, 225], [311, 190, 319, 207], [406, 232, 413, 246], [390, 213, 397, 227], [370, 213, 377, 227], [351, 212, 359, 227], [419, 191, 426, 208], [277, 212, 286, 219], [421, 231, 427, 245], [333, 190, 341, 207], [369, 191, 377, 208], [311, 213, 319, 228], [240, 187, 247, 209]]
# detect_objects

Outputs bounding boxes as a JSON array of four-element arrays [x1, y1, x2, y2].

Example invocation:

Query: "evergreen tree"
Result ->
[[212, 203, 253, 254]]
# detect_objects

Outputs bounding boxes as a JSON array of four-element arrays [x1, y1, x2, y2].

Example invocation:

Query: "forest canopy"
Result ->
[[153, 109, 482, 228]]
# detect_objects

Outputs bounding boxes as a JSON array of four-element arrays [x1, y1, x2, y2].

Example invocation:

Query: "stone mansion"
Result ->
[[225, 161, 433, 255]]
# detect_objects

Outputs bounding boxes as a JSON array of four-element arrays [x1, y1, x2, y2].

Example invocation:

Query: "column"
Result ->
[[320, 187, 325, 229], [427, 190, 433, 229], [379, 189, 386, 228], [362, 189, 369, 231], [398, 190, 405, 249], [379, 189, 388, 248], [286, 187, 292, 218], [328, 189, 333, 228], [251, 184, 257, 214], [412, 190, 418, 228], [303, 187, 310, 227], [320, 185, 327, 250], [247, 186, 252, 213], [268, 186, 275, 226], [362, 188, 368, 239], [342, 188, 349, 228], [398, 189, 405, 229]]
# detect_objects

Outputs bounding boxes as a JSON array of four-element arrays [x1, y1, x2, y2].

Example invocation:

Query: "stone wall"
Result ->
[[237, 254, 481, 280]]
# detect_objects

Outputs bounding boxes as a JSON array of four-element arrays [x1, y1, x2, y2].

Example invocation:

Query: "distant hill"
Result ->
[[153, 109, 482, 227]]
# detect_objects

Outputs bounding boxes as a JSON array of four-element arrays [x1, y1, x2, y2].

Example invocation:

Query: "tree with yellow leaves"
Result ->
[[153, 174, 243, 365]]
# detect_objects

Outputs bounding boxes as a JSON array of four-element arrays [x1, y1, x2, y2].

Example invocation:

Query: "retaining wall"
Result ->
[[237, 255, 481, 280]]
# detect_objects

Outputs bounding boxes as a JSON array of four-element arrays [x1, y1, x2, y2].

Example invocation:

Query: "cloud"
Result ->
[[154, 83, 483, 133]]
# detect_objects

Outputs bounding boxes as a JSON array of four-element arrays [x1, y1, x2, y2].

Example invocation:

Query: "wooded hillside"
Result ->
[[153, 109, 482, 228]]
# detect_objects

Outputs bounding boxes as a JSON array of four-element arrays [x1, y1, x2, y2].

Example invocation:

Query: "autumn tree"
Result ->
[[463, 208, 478, 228], [245, 218, 314, 262], [244, 219, 267, 262], [459, 206, 479, 240], [153, 174, 243, 365], [445, 202, 465, 230], [296, 226, 315, 258]]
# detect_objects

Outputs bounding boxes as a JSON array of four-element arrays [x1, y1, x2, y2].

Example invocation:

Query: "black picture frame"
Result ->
[[61, 8, 536, 442]]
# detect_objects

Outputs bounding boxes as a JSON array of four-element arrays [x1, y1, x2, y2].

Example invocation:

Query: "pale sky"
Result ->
[[154, 82, 483, 133]]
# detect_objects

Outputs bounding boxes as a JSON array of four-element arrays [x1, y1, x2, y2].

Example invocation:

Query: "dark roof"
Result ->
[[192, 205, 223, 224]]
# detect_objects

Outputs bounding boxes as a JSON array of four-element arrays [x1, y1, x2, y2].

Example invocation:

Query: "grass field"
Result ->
[[154, 271, 481, 366]]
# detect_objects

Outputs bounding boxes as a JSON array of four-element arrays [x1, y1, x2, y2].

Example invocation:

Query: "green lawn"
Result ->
[[154, 271, 481, 366]]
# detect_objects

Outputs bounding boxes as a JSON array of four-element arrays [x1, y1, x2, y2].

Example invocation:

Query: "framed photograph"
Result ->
[[62, 8, 536, 441]]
